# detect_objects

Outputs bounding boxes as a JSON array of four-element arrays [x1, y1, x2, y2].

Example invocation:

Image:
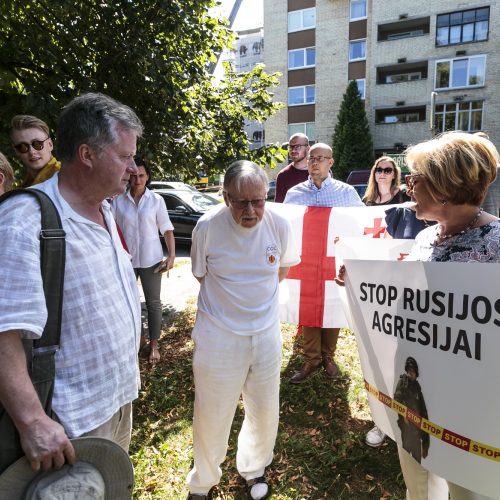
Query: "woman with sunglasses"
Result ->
[[363, 156, 409, 206], [399, 131, 500, 500], [363, 156, 410, 448], [10, 115, 60, 187]]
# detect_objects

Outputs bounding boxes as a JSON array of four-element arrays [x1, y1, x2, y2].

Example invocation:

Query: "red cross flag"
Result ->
[[268, 203, 415, 328]]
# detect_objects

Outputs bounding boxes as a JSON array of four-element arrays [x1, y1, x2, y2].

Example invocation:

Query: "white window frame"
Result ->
[[288, 122, 316, 140], [434, 101, 483, 132], [288, 47, 316, 70], [288, 85, 316, 106], [350, 0, 367, 21], [434, 55, 486, 90], [349, 39, 366, 62], [288, 8, 316, 33], [356, 79, 366, 99]]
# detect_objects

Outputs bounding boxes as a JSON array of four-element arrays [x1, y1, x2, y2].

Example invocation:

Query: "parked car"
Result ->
[[267, 180, 276, 200], [155, 188, 219, 243], [149, 181, 197, 192]]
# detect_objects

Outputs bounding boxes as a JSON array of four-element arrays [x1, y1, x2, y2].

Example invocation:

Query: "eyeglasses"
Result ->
[[13, 137, 50, 154], [227, 195, 266, 210], [288, 144, 308, 151], [307, 156, 331, 163], [375, 167, 394, 175], [405, 174, 422, 191]]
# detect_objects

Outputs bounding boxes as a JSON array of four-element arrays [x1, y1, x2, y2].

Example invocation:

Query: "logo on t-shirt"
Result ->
[[266, 244, 279, 266]]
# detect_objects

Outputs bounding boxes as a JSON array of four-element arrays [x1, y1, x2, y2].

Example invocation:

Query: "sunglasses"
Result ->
[[405, 174, 422, 190], [13, 137, 50, 154], [227, 195, 266, 209], [288, 144, 308, 151], [375, 167, 394, 174]]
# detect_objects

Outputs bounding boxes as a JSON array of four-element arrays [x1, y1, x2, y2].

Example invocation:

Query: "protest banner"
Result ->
[[267, 203, 412, 328], [343, 259, 500, 496]]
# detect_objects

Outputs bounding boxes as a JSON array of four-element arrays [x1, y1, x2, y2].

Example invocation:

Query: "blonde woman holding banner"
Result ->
[[402, 131, 500, 500], [337, 131, 499, 499]]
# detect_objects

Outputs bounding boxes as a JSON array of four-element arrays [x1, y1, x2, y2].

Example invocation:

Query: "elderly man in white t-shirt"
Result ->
[[186, 161, 300, 500]]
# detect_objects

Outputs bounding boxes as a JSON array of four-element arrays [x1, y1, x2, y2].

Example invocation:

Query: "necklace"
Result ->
[[434, 208, 483, 244]]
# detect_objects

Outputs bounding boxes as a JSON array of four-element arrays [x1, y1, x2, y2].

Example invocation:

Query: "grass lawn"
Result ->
[[131, 302, 406, 499]]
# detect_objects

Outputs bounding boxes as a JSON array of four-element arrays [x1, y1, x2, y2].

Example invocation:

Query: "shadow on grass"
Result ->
[[131, 308, 405, 499]]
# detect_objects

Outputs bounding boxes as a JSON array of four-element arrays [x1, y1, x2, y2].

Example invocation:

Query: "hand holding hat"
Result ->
[[0, 437, 134, 500], [19, 415, 75, 472]]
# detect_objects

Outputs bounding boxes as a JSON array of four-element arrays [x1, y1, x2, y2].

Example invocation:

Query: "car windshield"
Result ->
[[174, 191, 219, 211]]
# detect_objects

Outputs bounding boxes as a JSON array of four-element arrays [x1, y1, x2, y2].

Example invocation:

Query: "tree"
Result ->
[[332, 80, 374, 181], [0, 0, 286, 180]]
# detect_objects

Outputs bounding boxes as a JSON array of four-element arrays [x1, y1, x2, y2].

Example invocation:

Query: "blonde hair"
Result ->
[[0, 152, 14, 192], [10, 115, 50, 139], [405, 131, 499, 206], [363, 156, 401, 204]]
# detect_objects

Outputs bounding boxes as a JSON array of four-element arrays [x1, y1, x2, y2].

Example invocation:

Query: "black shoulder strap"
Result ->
[[0, 189, 65, 351]]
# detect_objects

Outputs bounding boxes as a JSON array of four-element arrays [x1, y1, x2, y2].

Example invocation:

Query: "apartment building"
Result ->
[[264, 0, 500, 160]]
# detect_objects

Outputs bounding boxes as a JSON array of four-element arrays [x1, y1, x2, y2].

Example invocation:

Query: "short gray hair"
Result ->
[[223, 160, 269, 194], [56, 93, 143, 163]]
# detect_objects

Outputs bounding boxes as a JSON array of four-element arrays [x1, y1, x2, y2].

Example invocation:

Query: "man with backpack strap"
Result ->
[[0, 93, 143, 473]]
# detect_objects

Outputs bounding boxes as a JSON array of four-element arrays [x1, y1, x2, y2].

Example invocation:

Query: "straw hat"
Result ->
[[0, 437, 133, 499]]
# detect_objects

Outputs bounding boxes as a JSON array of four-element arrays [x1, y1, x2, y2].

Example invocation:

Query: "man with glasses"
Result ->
[[187, 161, 300, 500], [274, 133, 310, 203], [284, 143, 363, 383], [10, 115, 61, 187]]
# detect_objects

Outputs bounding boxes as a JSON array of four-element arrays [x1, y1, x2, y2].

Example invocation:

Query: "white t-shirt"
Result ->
[[111, 188, 174, 268], [191, 205, 300, 335]]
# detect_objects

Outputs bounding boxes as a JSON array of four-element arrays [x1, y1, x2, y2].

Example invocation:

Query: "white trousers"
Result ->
[[399, 446, 497, 500], [186, 312, 282, 494]]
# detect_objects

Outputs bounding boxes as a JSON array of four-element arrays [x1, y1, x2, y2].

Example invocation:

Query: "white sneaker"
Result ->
[[365, 425, 386, 447]]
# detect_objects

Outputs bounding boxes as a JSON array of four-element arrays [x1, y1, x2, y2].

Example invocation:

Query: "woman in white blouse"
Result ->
[[111, 158, 175, 364]]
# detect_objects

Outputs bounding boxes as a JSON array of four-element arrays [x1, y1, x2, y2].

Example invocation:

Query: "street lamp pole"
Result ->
[[430, 91, 437, 136]]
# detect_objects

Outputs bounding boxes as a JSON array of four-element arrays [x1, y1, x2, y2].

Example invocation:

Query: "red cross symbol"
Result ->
[[287, 207, 336, 327], [364, 217, 386, 238]]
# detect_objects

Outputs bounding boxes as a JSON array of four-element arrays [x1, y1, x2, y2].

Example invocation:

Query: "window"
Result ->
[[386, 72, 422, 83], [436, 7, 489, 46], [434, 101, 483, 132], [288, 85, 315, 106], [350, 0, 367, 21], [288, 48, 316, 69], [356, 79, 365, 99], [435, 55, 486, 90], [288, 122, 316, 140], [288, 8, 316, 33], [349, 39, 366, 61], [375, 106, 426, 124]]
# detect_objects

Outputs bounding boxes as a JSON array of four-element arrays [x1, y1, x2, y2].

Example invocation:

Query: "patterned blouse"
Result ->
[[406, 220, 500, 263]]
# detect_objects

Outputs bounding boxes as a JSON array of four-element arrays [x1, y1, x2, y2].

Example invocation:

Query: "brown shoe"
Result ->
[[289, 362, 321, 384], [323, 358, 339, 379]]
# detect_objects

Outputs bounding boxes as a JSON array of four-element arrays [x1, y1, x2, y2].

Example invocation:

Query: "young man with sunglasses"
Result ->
[[10, 115, 61, 187], [284, 143, 363, 383], [274, 133, 310, 203]]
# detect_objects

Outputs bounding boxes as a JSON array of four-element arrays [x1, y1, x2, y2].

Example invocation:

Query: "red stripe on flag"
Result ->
[[287, 207, 336, 327]]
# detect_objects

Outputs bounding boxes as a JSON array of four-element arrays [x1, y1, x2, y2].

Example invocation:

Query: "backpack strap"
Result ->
[[0, 189, 65, 362]]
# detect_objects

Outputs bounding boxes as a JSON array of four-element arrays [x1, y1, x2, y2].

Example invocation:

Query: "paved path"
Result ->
[[159, 257, 199, 312], [138, 255, 199, 318]]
